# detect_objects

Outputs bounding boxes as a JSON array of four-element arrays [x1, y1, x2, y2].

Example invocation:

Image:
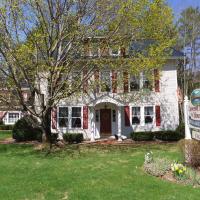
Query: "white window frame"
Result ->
[[7, 112, 21, 125], [58, 106, 83, 129], [58, 107, 69, 128], [144, 106, 154, 125], [130, 106, 155, 126], [131, 107, 141, 125], [71, 106, 82, 129]]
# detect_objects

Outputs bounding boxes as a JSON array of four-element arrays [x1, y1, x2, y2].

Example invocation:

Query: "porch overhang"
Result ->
[[88, 95, 124, 107]]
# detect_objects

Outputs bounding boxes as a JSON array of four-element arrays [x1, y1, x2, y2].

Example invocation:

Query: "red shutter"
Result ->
[[83, 106, 88, 129], [154, 69, 160, 92], [83, 69, 88, 93], [123, 71, 129, 93], [156, 105, 161, 127], [51, 107, 57, 129], [124, 106, 130, 126], [112, 70, 117, 93], [94, 69, 99, 93]]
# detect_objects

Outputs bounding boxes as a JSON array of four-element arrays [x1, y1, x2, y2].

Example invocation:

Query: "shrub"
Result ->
[[130, 132, 154, 141], [0, 125, 14, 130], [63, 133, 83, 144], [12, 116, 42, 142], [144, 157, 171, 177], [179, 139, 200, 167], [154, 130, 183, 141]]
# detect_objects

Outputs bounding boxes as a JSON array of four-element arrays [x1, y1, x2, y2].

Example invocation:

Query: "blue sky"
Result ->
[[167, 0, 200, 19]]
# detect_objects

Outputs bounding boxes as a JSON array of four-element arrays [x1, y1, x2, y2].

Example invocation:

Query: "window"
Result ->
[[58, 107, 68, 128], [130, 75, 140, 91], [112, 110, 116, 122], [142, 73, 151, 89], [144, 106, 154, 124], [132, 107, 140, 125], [72, 107, 82, 128], [101, 71, 111, 92], [8, 113, 20, 124]]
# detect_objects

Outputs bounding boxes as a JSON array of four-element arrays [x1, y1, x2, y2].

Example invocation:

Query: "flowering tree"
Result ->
[[0, 0, 176, 145]]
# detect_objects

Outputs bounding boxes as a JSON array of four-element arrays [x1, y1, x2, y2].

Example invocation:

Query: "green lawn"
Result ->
[[0, 130, 12, 141], [0, 143, 200, 200]]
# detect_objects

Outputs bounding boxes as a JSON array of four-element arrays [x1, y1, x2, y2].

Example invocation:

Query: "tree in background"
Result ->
[[0, 0, 176, 146], [177, 7, 200, 94]]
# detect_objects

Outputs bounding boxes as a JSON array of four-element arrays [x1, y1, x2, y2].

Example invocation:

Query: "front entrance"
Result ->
[[100, 109, 111, 135]]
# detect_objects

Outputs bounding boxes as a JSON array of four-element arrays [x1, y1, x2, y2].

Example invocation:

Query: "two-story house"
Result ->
[[50, 38, 184, 141]]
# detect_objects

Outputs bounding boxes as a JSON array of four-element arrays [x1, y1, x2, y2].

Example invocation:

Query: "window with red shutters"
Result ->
[[155, 105, 161, 126], [83, 106, 88, 129], [124, 106, 130, 126], [123, 71, 129, 93], [112, 70, 117, 93], [154, 69, 160, 92], [51, 107, 57, 129]]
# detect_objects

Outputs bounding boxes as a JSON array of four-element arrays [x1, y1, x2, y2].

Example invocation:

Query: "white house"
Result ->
[[50, 40, 184, 141], [0, 39, 183, 142]]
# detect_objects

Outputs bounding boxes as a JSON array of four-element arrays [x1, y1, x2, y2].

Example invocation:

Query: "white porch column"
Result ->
[[118, 106, 122, 141], [184, 96, 191, 139], [90, 107, 95, 142]]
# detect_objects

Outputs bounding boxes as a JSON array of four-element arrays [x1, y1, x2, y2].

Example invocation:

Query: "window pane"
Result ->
[[8, 113, 19, 123], [145, 116, 153, 124], [132, 117, 140, 124], [59, 107, 68, 117], [132, 107, 140, 125], [132, 107, 140, 115], [101, 71, 111, 92], [130, 76, 140, 91], [59, 118, 68, 127], [145, 107, 153, 115], [142, 73, 151, 89], [144, 106, 153, 124], [72, 107, 81, 117], [72, 118, 81, 128]]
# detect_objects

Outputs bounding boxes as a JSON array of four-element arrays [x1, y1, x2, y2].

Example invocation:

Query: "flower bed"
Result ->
[[144, 152, 200, 187]]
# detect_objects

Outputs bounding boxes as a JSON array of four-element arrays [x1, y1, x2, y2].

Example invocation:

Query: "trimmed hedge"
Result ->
[[131, 123, 185, 141], [12, 116, 42, 142], [0, 125, 14, 130], [154, 131, 183, 141], [63, 133, 83, 144], [130, 132, 154, 141]]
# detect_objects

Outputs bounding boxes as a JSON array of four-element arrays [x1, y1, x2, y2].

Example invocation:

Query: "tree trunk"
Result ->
[[41, 107, 53, 150]]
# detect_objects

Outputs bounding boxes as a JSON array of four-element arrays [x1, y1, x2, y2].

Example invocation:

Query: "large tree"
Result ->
[[0, 0, 176, 144]]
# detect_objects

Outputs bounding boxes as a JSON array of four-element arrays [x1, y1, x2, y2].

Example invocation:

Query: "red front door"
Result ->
[[100, 109, 111, 135]]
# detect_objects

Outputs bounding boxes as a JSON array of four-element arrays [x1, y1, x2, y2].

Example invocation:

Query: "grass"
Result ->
[[0, 130, 12, 141], [0, 143, 200, 200]]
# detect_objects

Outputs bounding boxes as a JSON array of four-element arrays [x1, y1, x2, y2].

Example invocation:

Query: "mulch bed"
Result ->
[[82, 138, 177, 146], [0, 137, 177, 147]]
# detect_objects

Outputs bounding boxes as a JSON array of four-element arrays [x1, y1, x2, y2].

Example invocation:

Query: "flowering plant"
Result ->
[[171, 162, 186, 178], [144, 151, 153, 164]]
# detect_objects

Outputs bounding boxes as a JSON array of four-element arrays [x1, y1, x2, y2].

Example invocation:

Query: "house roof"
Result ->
[[129, 40, 184, 58]]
